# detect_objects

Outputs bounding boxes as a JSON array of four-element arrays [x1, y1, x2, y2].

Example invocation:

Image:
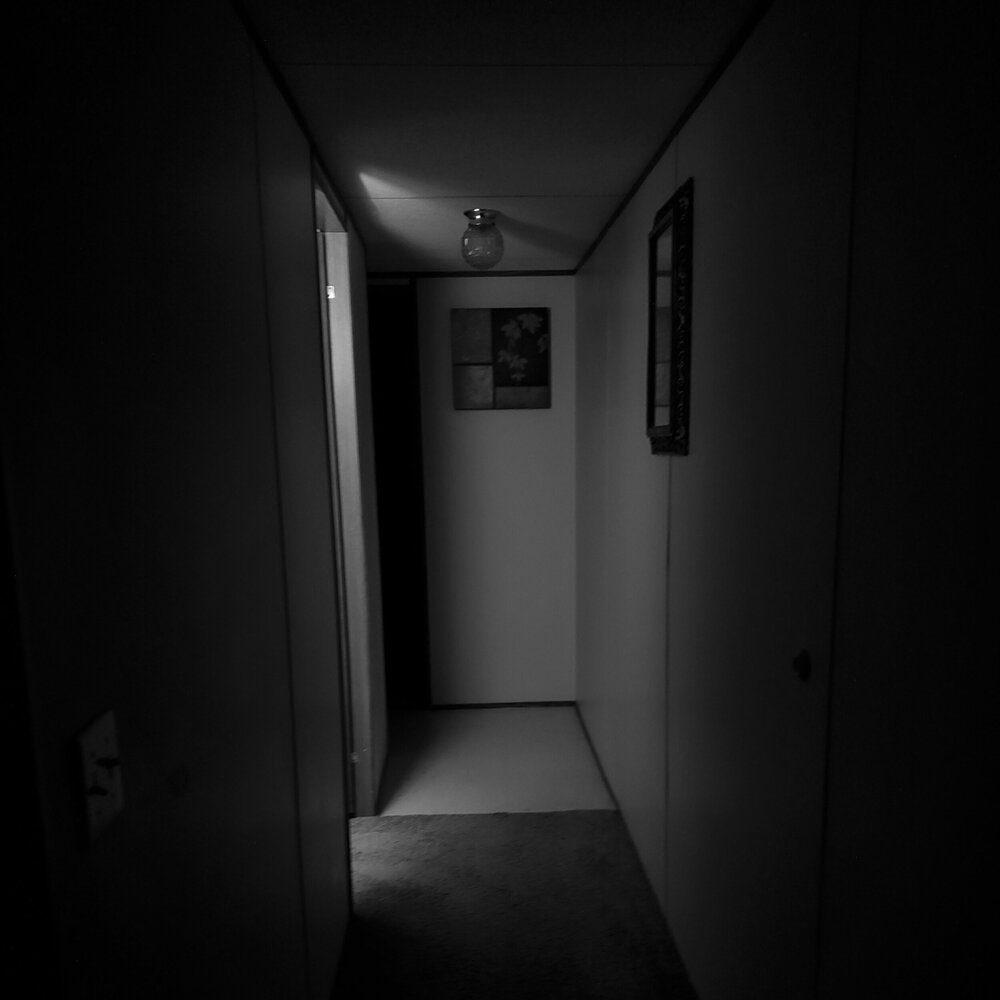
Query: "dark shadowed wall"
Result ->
[[575, 0, 987, 997], [818, 3, 990, 995], [6, 2, 351, 996]]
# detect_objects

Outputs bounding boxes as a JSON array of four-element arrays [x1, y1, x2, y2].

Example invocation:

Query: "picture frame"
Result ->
[[451, 307, 551, 410], [646, 177, 693, 454]]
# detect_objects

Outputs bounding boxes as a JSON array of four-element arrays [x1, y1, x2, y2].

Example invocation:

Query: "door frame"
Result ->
[[314, 175, 386, 817]]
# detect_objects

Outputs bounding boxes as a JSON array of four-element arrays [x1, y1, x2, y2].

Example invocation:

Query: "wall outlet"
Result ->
[[79, 710, 124, 842]]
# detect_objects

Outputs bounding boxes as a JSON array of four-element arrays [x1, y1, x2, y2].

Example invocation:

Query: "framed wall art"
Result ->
[[451, 307, 551, 410]]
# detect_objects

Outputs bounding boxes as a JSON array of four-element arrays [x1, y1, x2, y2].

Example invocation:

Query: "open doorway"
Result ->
[[367, 279, 432, 711]]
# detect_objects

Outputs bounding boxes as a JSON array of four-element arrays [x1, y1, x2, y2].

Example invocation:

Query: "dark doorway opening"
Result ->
[[368, 280, 432, 709]]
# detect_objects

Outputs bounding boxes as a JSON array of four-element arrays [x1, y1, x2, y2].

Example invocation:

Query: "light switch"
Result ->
[[78, 710, 124, 842]]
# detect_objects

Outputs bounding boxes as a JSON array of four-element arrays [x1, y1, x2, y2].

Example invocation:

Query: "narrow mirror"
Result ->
[[646, 178, 693, 454]]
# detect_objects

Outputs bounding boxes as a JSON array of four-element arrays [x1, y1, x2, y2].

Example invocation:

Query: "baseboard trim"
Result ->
[[572, 703, 623, 814], [428, 700, 577, 710]]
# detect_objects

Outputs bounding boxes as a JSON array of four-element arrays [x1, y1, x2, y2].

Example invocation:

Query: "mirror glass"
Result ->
[[646, 178, 693, 455], [653, 229, 673, 429]]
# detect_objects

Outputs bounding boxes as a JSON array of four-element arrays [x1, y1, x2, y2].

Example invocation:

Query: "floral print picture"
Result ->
[[451, 308, 551, 409]]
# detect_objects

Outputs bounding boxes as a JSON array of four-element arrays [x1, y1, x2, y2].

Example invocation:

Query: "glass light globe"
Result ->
[[461, 209, 504, 270]]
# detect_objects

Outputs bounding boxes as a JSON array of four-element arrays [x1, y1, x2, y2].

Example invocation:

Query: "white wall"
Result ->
[[665, 5, 856, 996], [575, 143, 677, 897], [576, 2, 858, 997], [417, 277, 576, 704]]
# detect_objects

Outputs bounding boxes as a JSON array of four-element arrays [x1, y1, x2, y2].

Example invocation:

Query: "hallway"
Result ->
[[337, 706, 695, 998], [9, 2, 987, 996]]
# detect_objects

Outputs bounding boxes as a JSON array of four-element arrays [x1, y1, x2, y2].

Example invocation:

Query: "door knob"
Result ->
[[792, 649, 811, 682]]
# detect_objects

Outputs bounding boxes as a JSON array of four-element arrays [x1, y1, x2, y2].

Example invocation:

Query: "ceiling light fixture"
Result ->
[[461, 208, 504, 271]]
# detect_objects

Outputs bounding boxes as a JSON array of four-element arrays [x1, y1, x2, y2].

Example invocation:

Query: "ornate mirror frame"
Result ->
[[646, 177, 693, 455]]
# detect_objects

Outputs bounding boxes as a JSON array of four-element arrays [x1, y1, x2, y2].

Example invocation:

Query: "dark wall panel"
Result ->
[[7, 2, 348, 995], [819, 3, 990, 995]]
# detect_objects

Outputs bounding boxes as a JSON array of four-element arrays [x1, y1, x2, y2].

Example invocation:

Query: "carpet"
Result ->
[[334, 810, 698, 999]]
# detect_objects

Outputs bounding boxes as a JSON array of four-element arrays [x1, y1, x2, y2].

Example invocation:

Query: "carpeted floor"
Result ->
[[334, 811, 698, 999]]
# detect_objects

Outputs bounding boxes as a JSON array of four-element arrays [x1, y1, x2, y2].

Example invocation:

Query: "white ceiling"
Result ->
[[239, 0, 763, 274]]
